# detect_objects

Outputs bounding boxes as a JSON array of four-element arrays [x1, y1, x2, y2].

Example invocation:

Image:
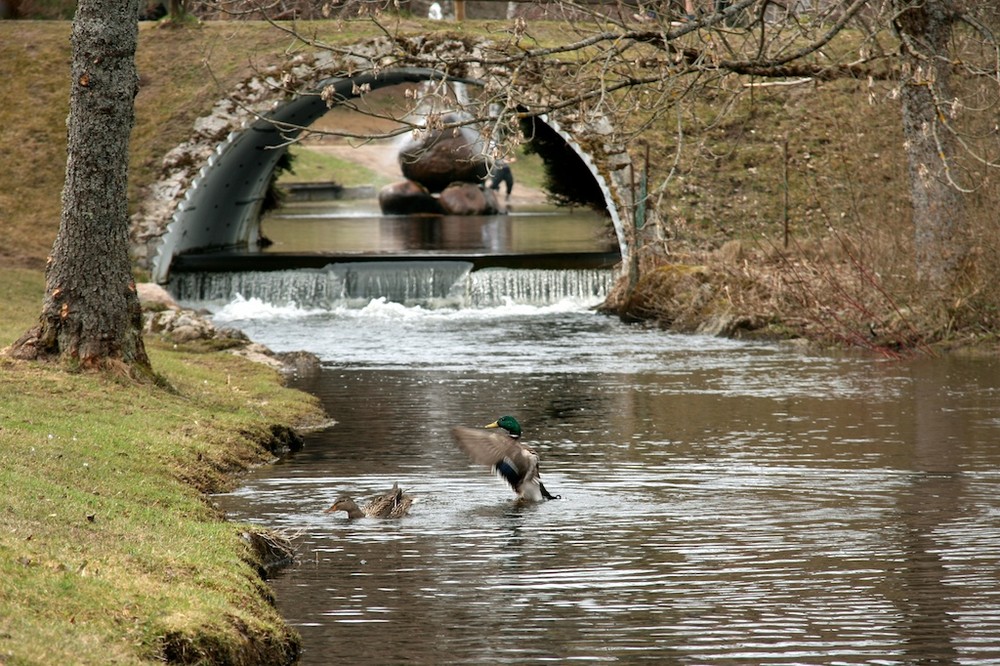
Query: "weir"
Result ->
[[169, 263, 614, 309]]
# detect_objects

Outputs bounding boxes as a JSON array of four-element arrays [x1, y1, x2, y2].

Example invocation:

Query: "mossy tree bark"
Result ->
[[8, 0, 151, 377], [893, 0, 967, 311]]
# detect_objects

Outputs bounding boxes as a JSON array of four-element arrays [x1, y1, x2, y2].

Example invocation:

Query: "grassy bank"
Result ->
[[0, 23, 342, 663], [1, 267, 324, 664]]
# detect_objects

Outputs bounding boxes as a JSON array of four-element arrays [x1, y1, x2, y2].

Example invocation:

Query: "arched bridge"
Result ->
[[130, 36, 641, 285]]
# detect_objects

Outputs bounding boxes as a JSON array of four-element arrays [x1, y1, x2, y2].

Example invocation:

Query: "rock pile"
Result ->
[[138, 283, 320, 375], [378, 111, 499, 216]]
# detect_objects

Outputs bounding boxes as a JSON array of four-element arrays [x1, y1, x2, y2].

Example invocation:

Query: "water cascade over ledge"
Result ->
[[169, 262, 615, 309]]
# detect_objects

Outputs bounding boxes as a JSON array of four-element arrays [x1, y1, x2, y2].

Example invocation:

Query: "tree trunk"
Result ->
[[166, 0, 186, 21], [8, 0, 151, 376], [893, 0, 967, 308]]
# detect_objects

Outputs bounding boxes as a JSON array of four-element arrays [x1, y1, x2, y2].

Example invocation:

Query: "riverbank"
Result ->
[[1, 268, 326, 664], [0, 21, 380, 665]]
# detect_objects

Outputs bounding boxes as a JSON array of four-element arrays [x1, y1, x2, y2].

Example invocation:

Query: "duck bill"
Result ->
[[484, 421, 500, 429]]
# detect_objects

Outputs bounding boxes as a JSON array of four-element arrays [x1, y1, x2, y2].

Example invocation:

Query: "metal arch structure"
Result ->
[[150, 68, 458, 284], [148, 67, 630, 284]]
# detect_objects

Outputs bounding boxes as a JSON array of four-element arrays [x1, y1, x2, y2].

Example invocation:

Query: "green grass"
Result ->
[[0, 267, 322, 664], [279, 145, 393, 188], [280, 142, 546, 191], [509, 147, 547, 193]]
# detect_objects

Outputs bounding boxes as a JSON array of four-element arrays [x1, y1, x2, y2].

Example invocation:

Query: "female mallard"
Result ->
[[324, 482, 413, 519], [451, 416, 560, 501]]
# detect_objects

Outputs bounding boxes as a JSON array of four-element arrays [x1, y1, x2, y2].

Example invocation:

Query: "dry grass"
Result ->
[[0, 22, 71, 269], [611, 232, 982, 356], [611, 64, 1000, 352]]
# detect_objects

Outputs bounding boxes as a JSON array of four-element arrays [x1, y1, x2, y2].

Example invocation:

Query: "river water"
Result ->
[[200, 273, 1000, 665]]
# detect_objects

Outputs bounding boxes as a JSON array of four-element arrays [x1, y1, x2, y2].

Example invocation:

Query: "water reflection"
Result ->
[[214, 307, 1000, 664], [261, 200, 617, 256]]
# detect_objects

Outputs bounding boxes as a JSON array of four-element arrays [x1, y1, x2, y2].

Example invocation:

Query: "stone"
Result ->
[[397, 112, 489, 193], [231, 342, 285, 370], [378, 180, 444, 215], [169, 325, 204, 343], [275, 350, 323, 376], [143, 309, 216, 341], [439, 182, 500, 216], [136, 282, 180, 312]]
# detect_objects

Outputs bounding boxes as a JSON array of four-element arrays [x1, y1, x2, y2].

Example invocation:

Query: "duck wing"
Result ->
[[387, 495, 414, 518], [364, 482, 411, 518], [451, 426, 544, 497], [451, 426, 528, 465]]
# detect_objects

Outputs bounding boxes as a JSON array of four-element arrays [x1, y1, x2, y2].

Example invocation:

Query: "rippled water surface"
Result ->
[[212, 298, 1000, 665]]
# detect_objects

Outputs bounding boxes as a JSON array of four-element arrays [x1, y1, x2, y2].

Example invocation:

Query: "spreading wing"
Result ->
[[451, 427, 526, 465], [451, 427, 557, 501], [451, 426, 533, 486]]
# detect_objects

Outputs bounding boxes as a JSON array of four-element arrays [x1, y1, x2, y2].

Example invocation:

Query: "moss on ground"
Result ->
[[1, 267, 323, 665]]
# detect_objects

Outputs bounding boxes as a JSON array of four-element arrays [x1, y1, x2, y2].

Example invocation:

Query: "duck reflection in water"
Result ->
[[451, 416, 561, 502], [324, 482, 414, 519]]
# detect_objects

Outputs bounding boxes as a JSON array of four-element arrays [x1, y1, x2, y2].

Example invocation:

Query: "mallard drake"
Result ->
[[324, 482, 413, 519], [451, 416, 560, 501]]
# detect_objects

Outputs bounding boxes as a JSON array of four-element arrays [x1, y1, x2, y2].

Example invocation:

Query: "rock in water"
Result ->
[[398, 112, 488, 193], [378, 179, 444, 215], [439, 182, 499, 215]]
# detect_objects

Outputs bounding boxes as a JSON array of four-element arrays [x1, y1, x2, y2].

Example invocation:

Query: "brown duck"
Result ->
[[324, 482, 413, 519]]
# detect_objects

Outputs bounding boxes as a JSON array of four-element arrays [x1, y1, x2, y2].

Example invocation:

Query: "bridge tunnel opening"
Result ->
[[516, 116, 609, 213], [152, 68, 625, 284], [272, 81, 612, 219]]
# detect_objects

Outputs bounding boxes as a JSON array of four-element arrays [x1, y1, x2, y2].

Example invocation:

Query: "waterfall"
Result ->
[[468, 268, 613, 307], [169, 262, 614, 310]]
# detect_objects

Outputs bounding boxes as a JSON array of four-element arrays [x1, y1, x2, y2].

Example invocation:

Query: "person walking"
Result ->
[[489, 160, 514, 201]]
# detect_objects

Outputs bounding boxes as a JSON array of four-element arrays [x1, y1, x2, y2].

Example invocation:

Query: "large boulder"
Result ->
[[378, 180, 444, 215], [439, 182, 500, 216], [398, 112, 488, 193]]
